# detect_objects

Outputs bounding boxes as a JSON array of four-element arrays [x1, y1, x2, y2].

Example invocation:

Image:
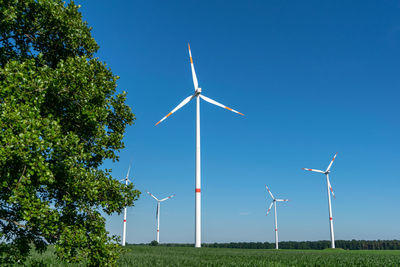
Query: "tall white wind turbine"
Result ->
[[155, 44, 244, 248], [121, 164, 132, 246], [302, 153, 338, 248], [265, 185, 289, 249], [147, 192, 175, 243]]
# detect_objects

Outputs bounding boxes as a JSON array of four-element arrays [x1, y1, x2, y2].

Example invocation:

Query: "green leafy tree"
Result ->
[[149, 240, 159, 246], [0, 0, 140, 265]]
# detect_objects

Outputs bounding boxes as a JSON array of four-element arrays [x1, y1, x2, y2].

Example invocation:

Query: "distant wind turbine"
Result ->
[[302, 152, 338, 248], [147, 191, 175, 243], [120, 164, 132, 246], [265, 185, 289, 249], [155, 44, 244, 247]]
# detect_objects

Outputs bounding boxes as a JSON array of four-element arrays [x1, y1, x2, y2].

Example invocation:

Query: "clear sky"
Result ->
[[79, 1, 400, 244]]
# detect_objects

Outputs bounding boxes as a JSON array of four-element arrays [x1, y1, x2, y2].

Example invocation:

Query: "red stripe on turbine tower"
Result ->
[[330, 217, 332, 220], [195, 188, 201, 193], [124, 219, 126, 222]]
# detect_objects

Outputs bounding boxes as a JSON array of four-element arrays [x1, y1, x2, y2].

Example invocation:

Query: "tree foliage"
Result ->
[[149, 240, 159, 246], [0, 0, 140, 265]]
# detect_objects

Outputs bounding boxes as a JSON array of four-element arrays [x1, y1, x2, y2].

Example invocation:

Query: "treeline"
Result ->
[[202, 240, 400, 250], [130, 240, 400, 250]]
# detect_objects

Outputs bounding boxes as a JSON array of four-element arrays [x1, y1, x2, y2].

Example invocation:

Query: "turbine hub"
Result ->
[[196, 87, 202, 94]]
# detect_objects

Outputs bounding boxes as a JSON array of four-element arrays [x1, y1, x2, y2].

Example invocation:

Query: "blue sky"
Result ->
[[79, 1, 400, 244]]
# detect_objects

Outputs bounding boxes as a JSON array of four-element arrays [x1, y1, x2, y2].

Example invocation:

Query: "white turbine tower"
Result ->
[[302, 152, 338, 248], [155, 44, 244, 248], [147, 191, 175, 243], [121, 164, 132, 246], [265, 185, 289, 249]]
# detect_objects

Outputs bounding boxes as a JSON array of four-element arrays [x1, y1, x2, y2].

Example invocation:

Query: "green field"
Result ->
[[26, 246, 400, 266]]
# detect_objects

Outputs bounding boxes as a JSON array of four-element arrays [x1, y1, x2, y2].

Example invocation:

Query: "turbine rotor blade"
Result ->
[[155, 95, 195, 126], [200, 95, 244, 116], [302, 168, 325, 174], [147, 191, 159, 201], [327, 178, 336, 199], [326, 152, 338, 172], [156, 203, 159, 220], [266, 202, 274, 216], [188, 43, 199, 90], [160, 194, 176, 202], [277, 199, 289, 202], [265, 185, 275, 199]]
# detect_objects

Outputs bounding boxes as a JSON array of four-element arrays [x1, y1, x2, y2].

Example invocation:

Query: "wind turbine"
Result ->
[[302, 152, 338, 248], [265, 185, 289, 249], [147, 191, 175, 243], [155, 44, 244, 248], [120, 164, 132, 246]]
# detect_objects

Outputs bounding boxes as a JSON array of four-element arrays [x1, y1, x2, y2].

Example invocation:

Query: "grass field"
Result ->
[[26, 246, 400, 266]]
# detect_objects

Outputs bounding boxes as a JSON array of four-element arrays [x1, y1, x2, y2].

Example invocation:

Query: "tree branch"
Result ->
[[0, 31, 37, 43], [0, 217, 29, 229], [24, 33, 35, 42], [14, 165, 27, 190]]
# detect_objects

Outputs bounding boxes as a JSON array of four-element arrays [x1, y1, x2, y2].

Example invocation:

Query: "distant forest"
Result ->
[[131, 240, 400, 250]]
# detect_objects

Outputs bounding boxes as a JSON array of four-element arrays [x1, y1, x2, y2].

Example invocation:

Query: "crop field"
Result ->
[[25, 246, 400, 266]]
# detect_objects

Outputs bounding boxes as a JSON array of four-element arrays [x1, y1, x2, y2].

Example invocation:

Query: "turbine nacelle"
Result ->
[[195, 87, 202, 94], [324, 168, 335, 175]]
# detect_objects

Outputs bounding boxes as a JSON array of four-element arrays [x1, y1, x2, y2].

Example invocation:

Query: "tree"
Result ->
[[0, 0, 140, 265], [149, 240, 159, 246]]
